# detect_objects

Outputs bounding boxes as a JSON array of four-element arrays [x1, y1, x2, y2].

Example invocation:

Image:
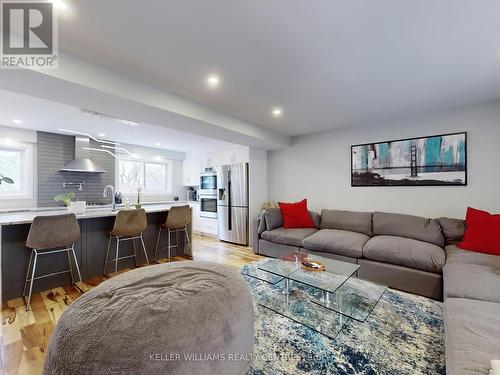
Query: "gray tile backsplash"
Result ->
[[37, 131, 116, 207]]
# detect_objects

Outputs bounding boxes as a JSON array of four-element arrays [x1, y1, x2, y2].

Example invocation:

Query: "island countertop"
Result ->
[[0, 201, 194, 226], [1, 203, 193, 301]]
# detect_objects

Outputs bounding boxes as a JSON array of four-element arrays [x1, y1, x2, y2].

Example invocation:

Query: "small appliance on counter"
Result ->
[[187, 187, 197, 201]]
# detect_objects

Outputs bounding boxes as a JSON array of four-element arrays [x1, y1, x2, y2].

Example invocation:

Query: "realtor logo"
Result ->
[[1, 0, 58, 69]]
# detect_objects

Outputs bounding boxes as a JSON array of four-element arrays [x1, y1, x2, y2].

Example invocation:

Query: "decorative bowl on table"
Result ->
[[301, 258, 326, 272]]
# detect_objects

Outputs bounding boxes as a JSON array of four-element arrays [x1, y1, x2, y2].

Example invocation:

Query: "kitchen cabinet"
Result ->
[[221, 147, 249, 165], [188, 202, 201, 232], [182, 157, 200, 186], [199, 217, 218, 236], [200, 147, 249, 169], [200, 152, 222, 169]]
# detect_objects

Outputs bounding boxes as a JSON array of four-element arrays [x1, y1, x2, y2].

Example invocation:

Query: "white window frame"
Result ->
[[116, 157, 173, 195], [0, 141, 34, 200]]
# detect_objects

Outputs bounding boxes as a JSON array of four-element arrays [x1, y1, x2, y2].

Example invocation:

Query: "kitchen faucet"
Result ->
[[103, 185, 116, 211]]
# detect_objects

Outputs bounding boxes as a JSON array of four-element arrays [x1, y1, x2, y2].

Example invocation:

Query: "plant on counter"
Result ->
[[135, 186, 142, 209], [0, 173, 14, 185], [54, 192, 75, 207]]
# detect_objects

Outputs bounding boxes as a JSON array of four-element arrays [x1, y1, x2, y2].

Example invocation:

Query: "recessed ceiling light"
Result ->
[[206, 74, 220, 88], [155, 142, 161, 146], [117, 118, 140, 127], [80, 109, 140, 127], [272, 107, 283, 117], [52, 0, 68, 10], [98, 133, 106, 138], [12, 119, 23, 124]]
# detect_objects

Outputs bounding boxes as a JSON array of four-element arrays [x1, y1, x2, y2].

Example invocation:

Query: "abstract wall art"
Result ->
[[351, 132, 467, 186]]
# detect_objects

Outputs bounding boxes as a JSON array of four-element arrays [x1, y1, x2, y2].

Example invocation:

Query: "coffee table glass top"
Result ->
[[258, 252, 360, 294], [256, 252, 386, 324], [240, 264, 284, 285], [257, 256, 301, 278], [251, 279, 349, 340], [312, 276, 387, 322]]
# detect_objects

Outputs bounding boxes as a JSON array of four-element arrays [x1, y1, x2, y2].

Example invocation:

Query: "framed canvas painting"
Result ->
[[351, 132, 467, 186]]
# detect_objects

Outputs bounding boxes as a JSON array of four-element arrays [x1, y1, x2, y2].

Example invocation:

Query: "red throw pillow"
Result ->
[[278, 199, 315, 229], [458, 207, 500, 255]]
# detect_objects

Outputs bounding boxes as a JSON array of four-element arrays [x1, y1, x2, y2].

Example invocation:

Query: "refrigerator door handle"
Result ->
[[228, 170, 232, 230]]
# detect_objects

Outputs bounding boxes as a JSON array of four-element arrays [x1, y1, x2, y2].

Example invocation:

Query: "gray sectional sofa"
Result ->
[[253, 208, 500, 375]]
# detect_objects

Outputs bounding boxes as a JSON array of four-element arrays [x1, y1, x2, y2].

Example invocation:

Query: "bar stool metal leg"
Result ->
[[140, 234, 149, 265], [132, 238, 138, 267], [154, 228, 162, 261], [176, 230, 180, 255], [70, 245, 83, 285], [104, 236, 112, 274], [184, 228, 191, 252], [67, 250, 74, 284], [114, 236, 119, 274], [26, 250, 38, 311], [167, 229, 171, 262], [23, 249, 34, 298]]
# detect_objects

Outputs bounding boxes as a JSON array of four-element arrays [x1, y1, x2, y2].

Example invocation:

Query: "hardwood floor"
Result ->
[[1, 235, 263, 375]]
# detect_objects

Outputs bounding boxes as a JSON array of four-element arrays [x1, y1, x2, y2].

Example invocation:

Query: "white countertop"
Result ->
[[0, 201, 198, 226]]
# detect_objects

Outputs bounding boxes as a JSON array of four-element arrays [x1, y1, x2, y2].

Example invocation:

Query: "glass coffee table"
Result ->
[[242, 252, 387, 339]]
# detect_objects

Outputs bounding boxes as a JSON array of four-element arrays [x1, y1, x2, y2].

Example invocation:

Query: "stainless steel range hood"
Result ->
[[60, 136, 107, 173]]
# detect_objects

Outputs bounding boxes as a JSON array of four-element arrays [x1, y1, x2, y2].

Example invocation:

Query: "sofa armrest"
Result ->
[[252, 217, 261, 253]]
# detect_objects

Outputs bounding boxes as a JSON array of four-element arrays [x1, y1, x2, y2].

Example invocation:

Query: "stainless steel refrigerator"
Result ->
[[216, 163, 249, 245]]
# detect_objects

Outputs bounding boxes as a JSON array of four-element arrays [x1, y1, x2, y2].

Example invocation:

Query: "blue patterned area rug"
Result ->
[[241, 264, 445, 375]]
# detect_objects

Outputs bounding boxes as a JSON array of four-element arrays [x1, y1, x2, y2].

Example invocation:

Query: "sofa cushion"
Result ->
[[373, 212, 444, 247], [438, 217, 465, 245], [320, 209, 372, 236], [444, 263, 500, 303], [445, 298, 500, 375], [261, 227, 317, 247], [264, 208, 283, 231], [444, 246, 500, 303], [302, 229, 370, 258], [257, 214, 267, 235], [363, 235, 446, 273], [458, 207, 500, 256], [278, 199, 315, 228], [263, 208, 320, 231], [445, 244, 500, 267]]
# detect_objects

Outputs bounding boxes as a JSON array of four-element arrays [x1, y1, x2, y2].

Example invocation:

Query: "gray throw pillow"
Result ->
[[264, 208, 283, 231], [438, 217, 466, 245]]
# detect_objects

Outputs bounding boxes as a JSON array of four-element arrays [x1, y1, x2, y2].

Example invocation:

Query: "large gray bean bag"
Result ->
[[44, 261, 254, 375]]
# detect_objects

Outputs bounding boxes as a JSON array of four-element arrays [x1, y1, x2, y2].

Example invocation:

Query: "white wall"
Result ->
[[248, 148, 268, 242], [268, 100, 500, 219]]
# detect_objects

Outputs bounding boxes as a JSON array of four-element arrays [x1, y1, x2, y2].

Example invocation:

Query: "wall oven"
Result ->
[[199, 194, 218, 219], [199, 169, 217, 195]]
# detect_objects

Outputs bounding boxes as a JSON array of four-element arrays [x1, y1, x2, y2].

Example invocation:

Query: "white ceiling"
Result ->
[[0, 90, 237, 153], [56, 0, 500, 136]]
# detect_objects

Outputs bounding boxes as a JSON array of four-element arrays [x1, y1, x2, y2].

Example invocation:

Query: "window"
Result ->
[[118, 158, 171, 194], [0, 142, 34, 199]]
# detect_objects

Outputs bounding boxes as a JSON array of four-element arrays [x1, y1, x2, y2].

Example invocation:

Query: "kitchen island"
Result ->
[[0, 203, 192, 301]]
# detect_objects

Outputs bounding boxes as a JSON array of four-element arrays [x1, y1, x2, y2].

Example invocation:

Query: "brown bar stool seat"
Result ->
[[154, 205, 191, 262], [24, 214, 82, 311], [104, 209, 150, 275]]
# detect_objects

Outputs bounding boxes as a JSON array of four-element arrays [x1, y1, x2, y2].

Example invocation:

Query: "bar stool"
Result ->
[[154, 205, 191, 262], [104, 209, 150, 275], [23, 214, 82, 311]]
